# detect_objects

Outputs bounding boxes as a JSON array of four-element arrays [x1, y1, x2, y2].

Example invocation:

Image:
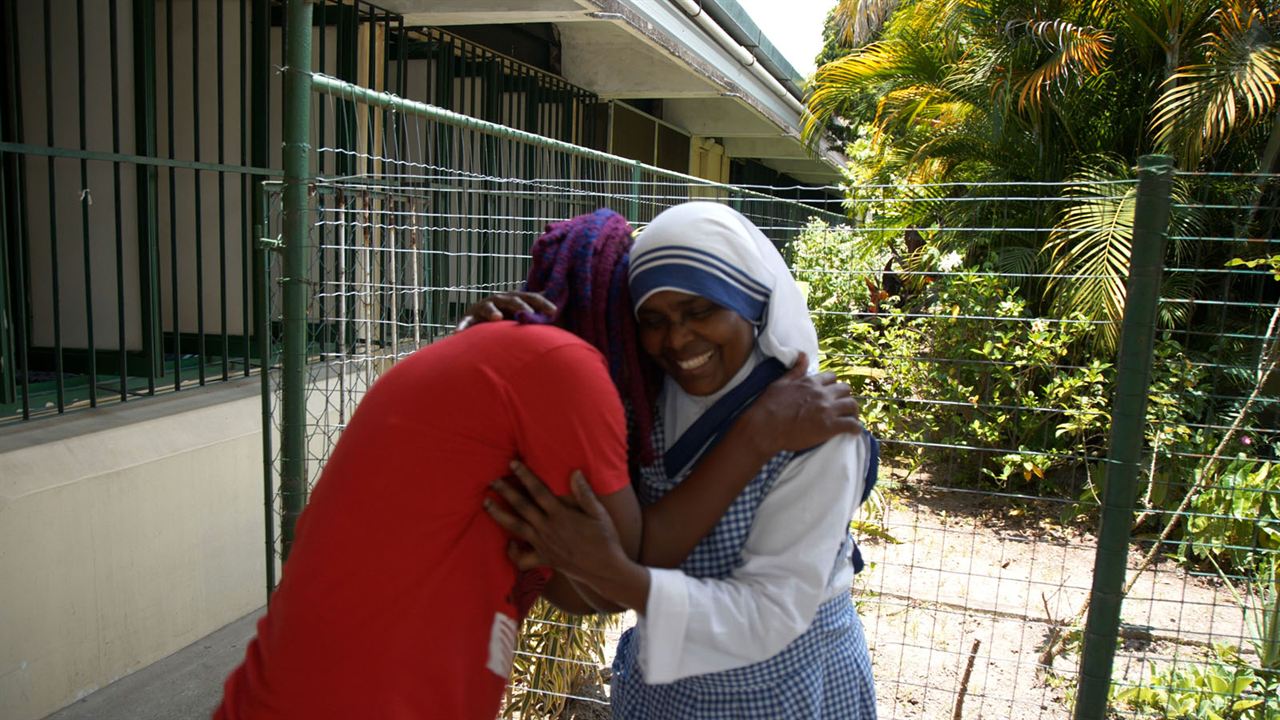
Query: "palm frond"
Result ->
[[994, 245, 1044, 276], [832, 0, 902, 47], [1158, 270, 1202, 330], [1044, 161, 1139, 349], [1007, 19, 1114, 114], [804, 37, 961, 146], [1151, 0, 1280, 166]]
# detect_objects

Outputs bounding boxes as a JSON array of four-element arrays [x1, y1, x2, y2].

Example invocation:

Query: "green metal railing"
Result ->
[[0, 0, 295, 422], [0, 0, 601, 426]]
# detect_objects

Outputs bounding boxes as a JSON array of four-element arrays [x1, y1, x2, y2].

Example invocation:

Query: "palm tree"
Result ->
[[804, 0, 1117, 184], [804, 0, 1280, 345], [1148, 0, 1280, 168]]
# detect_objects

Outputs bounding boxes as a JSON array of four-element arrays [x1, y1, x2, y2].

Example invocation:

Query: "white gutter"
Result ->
[[668, 0, 807, 120]]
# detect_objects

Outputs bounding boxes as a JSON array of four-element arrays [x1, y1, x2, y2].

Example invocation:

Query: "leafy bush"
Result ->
[[1115, 556, 1279, 718], [1184, 455, 1280, 568], [813, 263, 1110, 491], [794, 221, 1215, 501], [1113, 644, 1279, 720]]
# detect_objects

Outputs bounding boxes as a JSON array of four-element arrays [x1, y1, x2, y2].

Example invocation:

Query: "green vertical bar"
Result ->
[[313, 3, 328, 348], [335, 0, 356, 178], [192, 0, 206, 385], [75, 0, 97, 406], [239, 0, 250, 376], [164, 0, 179, 391], [5, 0, 30, 417], [1073, 154, 1175, 720], [0, 147, 12, 406], [258, 182, 275, 598], [109, 0, 127, 401], [395, 17, 406, 97], [250, 0, 268, 368], [364, 0, 375, 178], [279, 0, 314, 562], [0, 1, 18, 407], [217, 0, 229, 381], [629, 161, 641, 220], [43, 0, 65, 412], [316, 0, 326, 177]]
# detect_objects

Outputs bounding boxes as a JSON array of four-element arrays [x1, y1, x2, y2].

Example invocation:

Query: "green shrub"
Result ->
[[815, 267, 1110, 491], [1184, 455, 1280, 568], [1113, 645, 1279, 720]]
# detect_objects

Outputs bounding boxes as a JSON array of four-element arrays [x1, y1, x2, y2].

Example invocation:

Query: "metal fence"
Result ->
[[0, 0, 280, 421], [0, 0, 605, 424], [792, 166, 1279, 719], [258, 23, 1280, 714]]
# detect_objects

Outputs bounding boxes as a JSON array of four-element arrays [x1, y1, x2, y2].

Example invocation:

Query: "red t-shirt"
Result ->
[[217, 322, 630, 719]]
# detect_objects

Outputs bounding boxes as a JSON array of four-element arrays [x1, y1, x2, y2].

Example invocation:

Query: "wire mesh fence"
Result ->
[[259, 69, 1280, 719], [790, 169, 1277, 719]]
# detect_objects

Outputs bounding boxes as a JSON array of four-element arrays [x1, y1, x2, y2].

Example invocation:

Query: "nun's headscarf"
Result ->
[[628, 202, 819, 373]]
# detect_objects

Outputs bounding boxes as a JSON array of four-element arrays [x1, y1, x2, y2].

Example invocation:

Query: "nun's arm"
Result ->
[[636, 433, 870, 683], [639, 361, 861, 569]]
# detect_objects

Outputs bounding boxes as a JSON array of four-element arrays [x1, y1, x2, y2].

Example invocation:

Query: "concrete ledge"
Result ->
[[0, 381, 267, 720]]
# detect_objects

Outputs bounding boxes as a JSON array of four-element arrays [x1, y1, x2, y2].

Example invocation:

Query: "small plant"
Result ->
[[1216, 555, 1280, 680], [1115, 558, 1280, 720], [1112, 646, 1277, 719], [1183, 455, 1280, 569]]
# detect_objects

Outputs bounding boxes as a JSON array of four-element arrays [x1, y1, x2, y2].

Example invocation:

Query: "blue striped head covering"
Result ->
[[628, 202, 819, 371]]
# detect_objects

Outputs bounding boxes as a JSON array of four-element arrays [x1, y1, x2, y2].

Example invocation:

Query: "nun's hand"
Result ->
[[751, 352, 862, 453], [484, 462, 631, 585], [455, 291, 556, 331]]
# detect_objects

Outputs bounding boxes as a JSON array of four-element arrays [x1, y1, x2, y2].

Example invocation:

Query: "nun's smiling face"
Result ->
[[637, 290, 755, 397]]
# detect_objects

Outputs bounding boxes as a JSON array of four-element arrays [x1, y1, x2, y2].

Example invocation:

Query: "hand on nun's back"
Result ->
[[485, 461, 629, 584], [456, 291, 556, 330], [758, 352, 863, 450]]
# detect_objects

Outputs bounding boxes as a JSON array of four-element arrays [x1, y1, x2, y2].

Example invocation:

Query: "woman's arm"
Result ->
[[487, 471, 648, 613], [488, 435, 871, 680], [543, 481, 640, 612], [489, 354, 862, 575], [638, 356, 861, 568]]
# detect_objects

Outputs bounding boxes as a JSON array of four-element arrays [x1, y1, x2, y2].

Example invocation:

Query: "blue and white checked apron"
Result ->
[[611, 406, 878, 719]]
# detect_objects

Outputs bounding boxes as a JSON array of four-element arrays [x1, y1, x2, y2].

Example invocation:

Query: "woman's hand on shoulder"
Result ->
[[455, 291, 556, 331], [749, 352, 862, 454]]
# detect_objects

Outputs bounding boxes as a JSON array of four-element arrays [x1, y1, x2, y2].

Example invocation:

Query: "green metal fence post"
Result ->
[[133, 0, 160, 394], [280, 0, 314, 562], [1073, 154, 1175, 720], [258, 182, 276, 600], [630, 161, 642, 221], [0, 150, 11, 405]]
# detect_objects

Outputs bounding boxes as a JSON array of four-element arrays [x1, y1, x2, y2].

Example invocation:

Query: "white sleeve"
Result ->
[[635, 432, 869, 683]]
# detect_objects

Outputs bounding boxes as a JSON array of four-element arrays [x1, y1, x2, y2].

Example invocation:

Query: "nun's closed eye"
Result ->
[[637, 300, 722, 330]]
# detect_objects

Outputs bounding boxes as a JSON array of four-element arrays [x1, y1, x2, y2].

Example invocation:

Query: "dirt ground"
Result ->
[[856, 475, 1248, 720], [562, 472, 1250, 719]]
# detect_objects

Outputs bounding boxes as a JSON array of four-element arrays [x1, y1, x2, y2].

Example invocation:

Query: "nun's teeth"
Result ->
[[678, 352, 713, 370]]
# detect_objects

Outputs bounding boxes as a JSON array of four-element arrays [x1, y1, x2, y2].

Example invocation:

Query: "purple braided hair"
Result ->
[[521, 208, 658, 467]]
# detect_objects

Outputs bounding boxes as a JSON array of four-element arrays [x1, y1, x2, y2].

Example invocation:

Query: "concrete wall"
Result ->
[[0, 381, 266, 720]]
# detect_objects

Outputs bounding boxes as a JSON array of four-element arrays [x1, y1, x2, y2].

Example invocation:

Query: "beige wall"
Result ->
[[0, 382, 266, 720]]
